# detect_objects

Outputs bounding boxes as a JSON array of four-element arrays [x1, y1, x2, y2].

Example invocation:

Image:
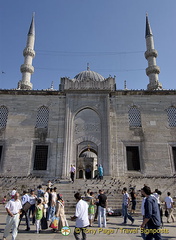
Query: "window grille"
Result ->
[[33, 145, 48, 170], [128, 107, 141, 127], [0, 106, 8, 128], [166, 107, 176, 127], [126, 146, 140, 171], [36, 106, 49, 128]]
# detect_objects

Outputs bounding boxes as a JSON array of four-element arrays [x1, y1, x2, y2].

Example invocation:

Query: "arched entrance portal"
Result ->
[[77, 148, 98, 179], [73, 108, 100, 179]]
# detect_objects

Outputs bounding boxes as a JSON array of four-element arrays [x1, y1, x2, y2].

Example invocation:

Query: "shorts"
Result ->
[[89, 214, 94, 220]]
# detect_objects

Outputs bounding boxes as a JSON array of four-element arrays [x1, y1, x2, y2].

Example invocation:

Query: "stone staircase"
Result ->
[[0, 176, 176, 216]]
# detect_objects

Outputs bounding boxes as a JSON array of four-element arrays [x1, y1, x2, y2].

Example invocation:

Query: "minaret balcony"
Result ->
[[145, 49, 158, 59], [20, 64, 34, 74], [147, 82, 162, 91], [23, 47, 35, 58], [18, 80, 33, 90], [146, 65, 160, 76]]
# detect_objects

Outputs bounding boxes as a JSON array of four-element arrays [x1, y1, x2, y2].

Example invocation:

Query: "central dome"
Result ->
[[74, 70, 104, 82]]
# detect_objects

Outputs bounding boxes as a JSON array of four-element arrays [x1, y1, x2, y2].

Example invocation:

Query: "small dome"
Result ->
[[80, 151, 97, 158], [74, 70, 104, 82]]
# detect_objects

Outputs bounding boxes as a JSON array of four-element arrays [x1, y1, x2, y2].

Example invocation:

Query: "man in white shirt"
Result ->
[[122, 187, 134, 224], [28, 189, 37, 225], [165, 192, 175, 223], [70, 164, 76, 183], [71, 192, 89, 240], [3, 192, 22, 240]]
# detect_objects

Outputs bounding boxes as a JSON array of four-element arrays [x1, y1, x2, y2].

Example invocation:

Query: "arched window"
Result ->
[[128, 106, 141, 127], [35, 106, 49, 128], [0, 106, 8, 129], [166, 107, 176, 127]]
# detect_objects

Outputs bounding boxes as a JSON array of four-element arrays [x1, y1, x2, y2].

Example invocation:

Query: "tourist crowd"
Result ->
[[1, 181, 175, 240]]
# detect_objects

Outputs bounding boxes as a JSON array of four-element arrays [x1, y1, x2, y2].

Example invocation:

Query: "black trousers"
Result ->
[[74, 227, 87, 240], [71, 172, 75, 182], [19, 209, 30, 230]]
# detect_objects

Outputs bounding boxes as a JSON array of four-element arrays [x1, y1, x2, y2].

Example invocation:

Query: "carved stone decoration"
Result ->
[[35, 128, 48, 142], [75, 123, 100, 134], [0, 128, 5, 137]]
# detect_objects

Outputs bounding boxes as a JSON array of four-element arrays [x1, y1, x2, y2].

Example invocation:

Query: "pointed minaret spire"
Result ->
[[87, 63, 90, 71], [18, 13, 35, 90], [28, 12, 35, 35], [145, 13, 153, 37], [145, 14, 162, 90]]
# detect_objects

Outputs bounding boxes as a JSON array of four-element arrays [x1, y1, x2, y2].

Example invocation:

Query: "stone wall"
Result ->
[[110, 91, 176, 177], [0, 90, 176, 178], [0, 91, 66, 177]]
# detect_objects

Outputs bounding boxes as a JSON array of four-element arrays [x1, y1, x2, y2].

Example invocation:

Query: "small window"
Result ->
[[126, 146, 140, 171], [33, 145, 48, 170], [128, 106, 141, 127], [172, 147, 176, 171], [0, 146, 3, 163], [166, 107, 176, 127], [0, 106, 8, 129], [36, 106, 49, 128]]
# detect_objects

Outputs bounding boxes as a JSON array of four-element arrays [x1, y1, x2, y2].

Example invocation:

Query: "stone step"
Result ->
[[1, 176, 175, 217]]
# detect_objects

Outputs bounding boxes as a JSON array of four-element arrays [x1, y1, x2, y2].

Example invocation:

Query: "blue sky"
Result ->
[[0, 0, 176, 90]]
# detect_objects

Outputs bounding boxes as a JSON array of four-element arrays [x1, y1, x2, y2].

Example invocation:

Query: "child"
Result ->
[[2, 195, 7, 204], [88, 192, 95, 227], [34, 199, 44, 234]]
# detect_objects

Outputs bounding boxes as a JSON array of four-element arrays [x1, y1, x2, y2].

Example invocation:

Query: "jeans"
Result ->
[[145, 221, 162, 240], [98, 206, 106, 228], [47, 206, 55, 221], [28, 204, 35, 224], [122, 203, 134, 223]]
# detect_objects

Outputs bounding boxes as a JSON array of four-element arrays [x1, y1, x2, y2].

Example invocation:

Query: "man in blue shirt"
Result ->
[[19, 190, 30, 231], [141, 186, 162, 240]]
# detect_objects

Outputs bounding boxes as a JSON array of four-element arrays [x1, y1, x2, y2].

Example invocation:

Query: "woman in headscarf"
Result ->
[[98, 164, 103, 180], [55, 194, 68, 231]]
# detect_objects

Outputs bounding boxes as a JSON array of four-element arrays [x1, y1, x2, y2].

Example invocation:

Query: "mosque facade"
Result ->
[[0, 15, 176, 179]]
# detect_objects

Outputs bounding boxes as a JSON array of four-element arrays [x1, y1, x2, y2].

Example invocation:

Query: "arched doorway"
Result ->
[[77, 149, 98, 179]]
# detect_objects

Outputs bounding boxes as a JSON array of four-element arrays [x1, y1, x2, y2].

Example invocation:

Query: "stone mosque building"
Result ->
[[0, 15, 176, 180]]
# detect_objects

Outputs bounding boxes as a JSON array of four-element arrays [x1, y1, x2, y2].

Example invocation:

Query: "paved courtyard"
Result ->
[[0, 204, 176, 240]]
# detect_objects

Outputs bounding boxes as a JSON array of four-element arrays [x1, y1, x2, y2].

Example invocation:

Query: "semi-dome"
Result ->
[[74, 69, 104, 82], [80, 151, 97, 158]]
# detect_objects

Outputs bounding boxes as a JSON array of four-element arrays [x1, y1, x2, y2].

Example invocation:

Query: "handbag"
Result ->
[[22, 202, 31, 212], [41, 217, 48, 230], [165, 210, 169, 217], [49, 216, 59, 229]]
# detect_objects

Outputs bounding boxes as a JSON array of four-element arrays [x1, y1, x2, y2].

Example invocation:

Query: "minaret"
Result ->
[[18, 14, 35, 90], [145, 14, 162, 90]]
